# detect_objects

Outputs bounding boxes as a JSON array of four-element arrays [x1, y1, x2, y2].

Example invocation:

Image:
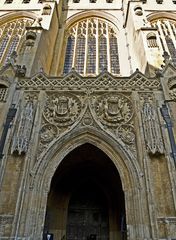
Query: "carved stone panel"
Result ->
[[93, 93, 136, 156], [37, 92, 84, 158], [95, 93, 133, 127], [11, 92, 38, 155], [43, 93, 82, 126], [140, 93, 164, 155]]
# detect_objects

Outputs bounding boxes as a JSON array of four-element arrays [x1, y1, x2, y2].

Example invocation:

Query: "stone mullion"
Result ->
[[72, 23, 78, 68], [84, 19, 89, 75], [106, 23, 111, 73], [96, 18, 99, 75]]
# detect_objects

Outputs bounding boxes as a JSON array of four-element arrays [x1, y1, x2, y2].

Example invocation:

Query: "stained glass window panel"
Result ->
[[63, 36, 75, 74], [0, 18, 33, 66], [75, 36, 85, 74], [110, 36, 120, 74], [4, 35, 19, 64], [87, 36, 96, 74], [0, 35, 9, 60], [99, 36, 107, 72], [63, 17, 120, 76]]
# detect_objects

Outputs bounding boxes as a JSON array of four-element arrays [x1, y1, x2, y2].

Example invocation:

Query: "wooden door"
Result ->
[[66, 184, 109, 240]]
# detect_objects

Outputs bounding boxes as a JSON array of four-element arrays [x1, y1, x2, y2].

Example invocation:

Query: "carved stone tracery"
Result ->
[[11, 93, 38, 155], [140, 93, 164, 155]]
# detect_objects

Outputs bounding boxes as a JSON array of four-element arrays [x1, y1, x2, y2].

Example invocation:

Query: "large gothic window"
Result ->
[[63, 17, 120, 76], [151, 19, 176, 65], [0, 18, 33, 66]]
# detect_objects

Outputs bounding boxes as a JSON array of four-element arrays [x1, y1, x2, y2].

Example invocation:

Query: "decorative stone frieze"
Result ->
[[18, 71, 161, 90]]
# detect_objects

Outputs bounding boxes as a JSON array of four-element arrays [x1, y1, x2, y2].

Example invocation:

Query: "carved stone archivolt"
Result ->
[[140, 93, 164, 155]]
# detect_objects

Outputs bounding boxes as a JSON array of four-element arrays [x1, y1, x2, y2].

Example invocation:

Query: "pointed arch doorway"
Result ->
[[43, 143, 126, 240]]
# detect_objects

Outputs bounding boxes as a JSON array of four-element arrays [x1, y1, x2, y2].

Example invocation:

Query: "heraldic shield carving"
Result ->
[[43, 93, 81, 126], [95, 93, 133, 127]]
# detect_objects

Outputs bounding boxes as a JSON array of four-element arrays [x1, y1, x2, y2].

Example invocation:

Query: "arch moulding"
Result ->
[[31, 127, 142, 194], [24, 127, 146, 239], [0, 11, 37, 25], [147, 12, 176, 22], [65, 10, 120, 31]]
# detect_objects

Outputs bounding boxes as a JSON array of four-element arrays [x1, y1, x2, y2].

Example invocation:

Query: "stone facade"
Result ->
[[0, 0, 176, 240]]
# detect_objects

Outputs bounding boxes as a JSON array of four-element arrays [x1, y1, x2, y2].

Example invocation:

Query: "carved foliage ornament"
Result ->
[[40, 124, 58, 144]]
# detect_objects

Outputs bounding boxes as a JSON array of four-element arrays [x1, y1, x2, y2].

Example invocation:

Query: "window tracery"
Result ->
[[151, 19, 176, 65], [0, 18, 33, 66], [0, 84, 8, 102], [63, 17, 120, 76]]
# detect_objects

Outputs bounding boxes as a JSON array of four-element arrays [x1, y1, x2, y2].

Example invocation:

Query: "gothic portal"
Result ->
[[44, 144, 126, 240], [0, 1, 176, 240]]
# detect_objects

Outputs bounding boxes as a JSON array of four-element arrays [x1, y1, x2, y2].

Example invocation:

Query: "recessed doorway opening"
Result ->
[[43, 143, 126, 240]]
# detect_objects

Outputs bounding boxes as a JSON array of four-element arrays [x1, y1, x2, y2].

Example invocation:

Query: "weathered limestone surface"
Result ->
[[0, 0, 176, 240]]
